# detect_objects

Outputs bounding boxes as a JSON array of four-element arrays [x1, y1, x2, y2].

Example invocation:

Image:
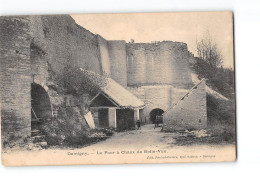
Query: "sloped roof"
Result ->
[[101, 78, 145, 109], [81, 69, 144, 109]]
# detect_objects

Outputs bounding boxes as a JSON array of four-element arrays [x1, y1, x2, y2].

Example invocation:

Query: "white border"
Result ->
[[1, 0, 260, 175]]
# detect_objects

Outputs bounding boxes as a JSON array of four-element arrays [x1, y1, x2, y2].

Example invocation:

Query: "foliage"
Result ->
[[191, 57, 235, 100], [40, 107, 114, 147], [185, 33, 236, 145], [53, 65, 108, 96], [196, 32, 223, 68], [206, 94, 236, 139], [175, 93, 236, 146], [194, 32, 235, 100]]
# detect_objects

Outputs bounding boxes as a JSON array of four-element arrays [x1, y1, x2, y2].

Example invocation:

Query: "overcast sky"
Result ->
[[71, 11, 233, 68]]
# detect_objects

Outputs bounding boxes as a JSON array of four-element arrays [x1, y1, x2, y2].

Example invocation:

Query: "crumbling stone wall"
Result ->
[[30, 15, 102, 76], [97, 35, 111, 76], [108, 40, 127, 87], [126, 41, 193, 89], [0, 15, 108, 149], [125, 41, 199, 125], [0, 16, 32, 148], [163, 80, 207, 131], [28, 15, 104, 117], [126, 44, 146, 86]]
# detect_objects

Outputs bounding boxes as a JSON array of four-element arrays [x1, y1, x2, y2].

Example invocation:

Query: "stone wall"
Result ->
[[108, 40, 127, 87], [0, 16, 32, 147], [28, 15, 104, 114], [97, 35, 111, 75], [30, 15, 102, 77], [0, 15, 107, 148], [126, 41, 193, 89], [128, 85, 188, 123], [126, 44, 146, 86], [163, 80, 207, 131]]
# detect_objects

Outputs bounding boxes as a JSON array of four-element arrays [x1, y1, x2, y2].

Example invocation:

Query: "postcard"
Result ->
[[0, 11, 236, 166]]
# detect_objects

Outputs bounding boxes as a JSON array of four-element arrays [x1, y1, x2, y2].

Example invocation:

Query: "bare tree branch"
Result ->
[[196, 32, 223, 68]]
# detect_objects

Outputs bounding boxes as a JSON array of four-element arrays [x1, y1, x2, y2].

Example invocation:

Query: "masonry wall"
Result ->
[[108, 40, 127, 87], [30, 15, 102, 77], [163, 80, 207, 131], [126, 41, 193, 89], [29, 15, 110, 117], [126, 44, 146, 86], [128, 85, 188, 123], [97, 35, 111, 75], [0, 16, 32, 147], [29, 16, 115, 136], [0, 15, 108, 148]]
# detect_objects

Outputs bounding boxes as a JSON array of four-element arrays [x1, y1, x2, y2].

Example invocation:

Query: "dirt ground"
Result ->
[[80, 124, 234, 151], [2, 124, 236, 166], [83, 124, 177, 151]]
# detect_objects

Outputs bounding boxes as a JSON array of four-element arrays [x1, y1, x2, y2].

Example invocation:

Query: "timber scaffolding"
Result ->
[[163, 78, 205, 115]]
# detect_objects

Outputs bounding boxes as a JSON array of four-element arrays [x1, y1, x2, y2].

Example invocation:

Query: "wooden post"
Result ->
[[134, 108, 140, 121], [108, 108, 117, 128]]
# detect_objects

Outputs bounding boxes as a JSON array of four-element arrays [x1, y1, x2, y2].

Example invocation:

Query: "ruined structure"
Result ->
[[125, 42, 196, 124], [163, 79, 207, 131], [0, 15, 207, 148]]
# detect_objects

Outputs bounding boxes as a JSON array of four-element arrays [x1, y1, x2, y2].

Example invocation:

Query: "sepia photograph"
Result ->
[[0, 11, 236, 166]]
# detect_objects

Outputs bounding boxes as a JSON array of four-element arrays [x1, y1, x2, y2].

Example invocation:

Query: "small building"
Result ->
[[82, 70, 145, 131]]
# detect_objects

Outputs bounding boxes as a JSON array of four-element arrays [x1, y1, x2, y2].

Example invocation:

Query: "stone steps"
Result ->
[[31, 129, 42, 136], [31, 118, 43, 131], [31, 128, 48, 149], [31, 135, 48, 149], [35, 141, 48, 149], [32, 135, 46, 143]]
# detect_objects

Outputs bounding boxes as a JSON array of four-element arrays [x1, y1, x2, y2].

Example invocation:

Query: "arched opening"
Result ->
[[150, 108, 164, 124], [31, 83, 52, 129]]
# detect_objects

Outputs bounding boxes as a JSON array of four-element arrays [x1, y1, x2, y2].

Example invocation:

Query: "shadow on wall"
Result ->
[[31, 83, 52, 121], [116, 109, 135, 131], [31, 83, 53, 141]]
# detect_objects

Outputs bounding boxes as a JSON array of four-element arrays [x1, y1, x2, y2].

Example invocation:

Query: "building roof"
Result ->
[[81, 69, 145, 109]]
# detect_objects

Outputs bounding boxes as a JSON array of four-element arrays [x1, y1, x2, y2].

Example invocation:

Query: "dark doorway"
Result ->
[[31, 83, 52, 130], [98, 109, 109, 128], [150, 108, 164, 124], [116, 109, 135, 131]]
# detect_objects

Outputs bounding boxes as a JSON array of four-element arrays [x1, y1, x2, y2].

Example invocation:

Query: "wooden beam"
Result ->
[[88, 92, 101, 105], [90, 106, 120, 109], [100, 92, 120, 107]]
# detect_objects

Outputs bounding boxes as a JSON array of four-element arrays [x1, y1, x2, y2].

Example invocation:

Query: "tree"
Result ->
[[196, 33, 223, 68]]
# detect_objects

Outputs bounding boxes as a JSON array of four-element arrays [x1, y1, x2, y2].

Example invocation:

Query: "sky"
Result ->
[[71, 12, 234, 68]]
